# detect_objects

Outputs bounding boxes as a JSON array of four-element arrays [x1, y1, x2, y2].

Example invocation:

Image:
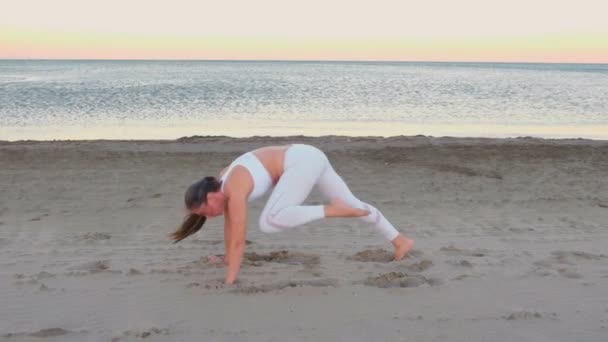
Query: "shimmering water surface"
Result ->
[[1, 60, 607, 140]]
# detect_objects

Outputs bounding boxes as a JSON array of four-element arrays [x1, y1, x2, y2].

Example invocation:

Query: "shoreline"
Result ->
[[2, 133, 608, 144], [2, 121, 608, 142]]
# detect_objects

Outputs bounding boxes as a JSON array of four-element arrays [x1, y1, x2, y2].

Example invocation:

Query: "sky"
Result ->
[[1, 0, 607, 62]]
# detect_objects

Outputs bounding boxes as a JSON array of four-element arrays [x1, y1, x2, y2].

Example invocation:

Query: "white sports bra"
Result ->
[[220, 152, 273, 202]]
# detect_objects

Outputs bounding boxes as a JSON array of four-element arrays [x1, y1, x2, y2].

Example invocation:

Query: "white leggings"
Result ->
[[258, 144, 400, 241]]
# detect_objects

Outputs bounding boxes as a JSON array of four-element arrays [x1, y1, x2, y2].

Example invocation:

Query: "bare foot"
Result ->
[[391, 235, 414, 261], [324, 198, 370, 218]]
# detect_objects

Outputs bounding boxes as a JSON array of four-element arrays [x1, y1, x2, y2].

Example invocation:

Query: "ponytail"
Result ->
[[169, 213, 206, 243], [170, 176, 222, 243]]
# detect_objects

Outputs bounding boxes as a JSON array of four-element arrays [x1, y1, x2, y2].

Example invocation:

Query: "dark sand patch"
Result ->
[[29, 328, 72, 337], [127, 268, 144, 276], [111, 327, 170, 341], [243, 250, 320, 266], [348, 248, 393, 262], [446, 260, 474, 268], [533, 250, 606, 278], [402, 259, 434, 272], [66, 260, 112, 274], [149, 268, 175, 274], [75, 232, 111, 242], [360, 272, 440, 288], [428, 163, 503, 179], [597, 202, 608, 208], [348, 248, 423, 262], [3, 328, 82, 338], [503, 311, 558, 320], [557, 268, 584, 279], [230, 279, 338, 294], [551, 250, 606, 264], [29, 213, 50, 221]]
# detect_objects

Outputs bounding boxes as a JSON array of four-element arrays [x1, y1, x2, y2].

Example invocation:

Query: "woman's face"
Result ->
[[191, 191, 225, 217]]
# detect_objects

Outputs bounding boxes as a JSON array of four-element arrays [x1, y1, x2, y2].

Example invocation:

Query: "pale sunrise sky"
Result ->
[[1, 0, 607, 62]]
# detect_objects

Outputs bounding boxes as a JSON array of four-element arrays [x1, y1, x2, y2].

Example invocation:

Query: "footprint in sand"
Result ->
[[242, 250, 321, 267], [196, 250, 321, 273], [4, 328, 86, 339], [551, 250, 607, 264], [348, 248, 393, 262], [75, 232, 111, 242], [402, 259, 434, 272], [557, 268, 583, 279], [446, 259, 474, 268], [532, 250, 606, 279], [429, 163, 503, 180], [29, 328, 73, 337], [66, 260, 119, 275], [126, 268, 144, 276], [359, 272, 442, 288], [348, 248, 423, 263], [111, 327, 170, 341], [503, 311, 559, 321], [230, 279, 338, 294]]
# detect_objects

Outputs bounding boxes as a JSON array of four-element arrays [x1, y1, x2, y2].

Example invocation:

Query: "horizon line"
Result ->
[[1, 58, 607, 65]]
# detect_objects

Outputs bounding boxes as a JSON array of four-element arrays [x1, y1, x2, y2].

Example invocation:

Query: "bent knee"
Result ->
[[258, 214, 283, 233], [359, 204, 380, 224]]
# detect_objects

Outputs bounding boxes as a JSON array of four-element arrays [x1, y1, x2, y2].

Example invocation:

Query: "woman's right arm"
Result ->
[[223, 195, 248, 284], [223, 216, 232, 265]]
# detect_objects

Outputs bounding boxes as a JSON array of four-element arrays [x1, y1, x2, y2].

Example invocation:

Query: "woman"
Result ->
[[170, 144, 414, 284]]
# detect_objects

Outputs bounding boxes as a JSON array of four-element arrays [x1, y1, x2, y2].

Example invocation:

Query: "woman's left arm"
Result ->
[[224, 194, 248, 284]]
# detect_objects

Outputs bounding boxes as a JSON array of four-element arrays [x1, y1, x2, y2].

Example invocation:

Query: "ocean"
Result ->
[[1, 60, 607, 140]]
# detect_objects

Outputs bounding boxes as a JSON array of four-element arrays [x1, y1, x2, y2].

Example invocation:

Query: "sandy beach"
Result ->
[[1, 135, 607, 342]]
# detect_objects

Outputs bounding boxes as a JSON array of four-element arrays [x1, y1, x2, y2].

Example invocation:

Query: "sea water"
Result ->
[[1, 60, 606, 140]]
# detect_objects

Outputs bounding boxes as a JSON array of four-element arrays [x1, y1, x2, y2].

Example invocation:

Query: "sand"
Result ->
[[1, 135, 607, 341]]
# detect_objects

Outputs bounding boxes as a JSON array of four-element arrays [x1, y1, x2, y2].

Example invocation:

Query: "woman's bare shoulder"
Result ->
[[222, 166, 253, 196]]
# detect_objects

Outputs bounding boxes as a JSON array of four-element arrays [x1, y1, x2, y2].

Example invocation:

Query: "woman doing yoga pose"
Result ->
[[170, 144, 414, 284]]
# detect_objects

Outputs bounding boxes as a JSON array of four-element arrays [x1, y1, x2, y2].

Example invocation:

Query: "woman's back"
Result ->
[[249, 145, 290, 184], [219, 145, 290, 201]]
